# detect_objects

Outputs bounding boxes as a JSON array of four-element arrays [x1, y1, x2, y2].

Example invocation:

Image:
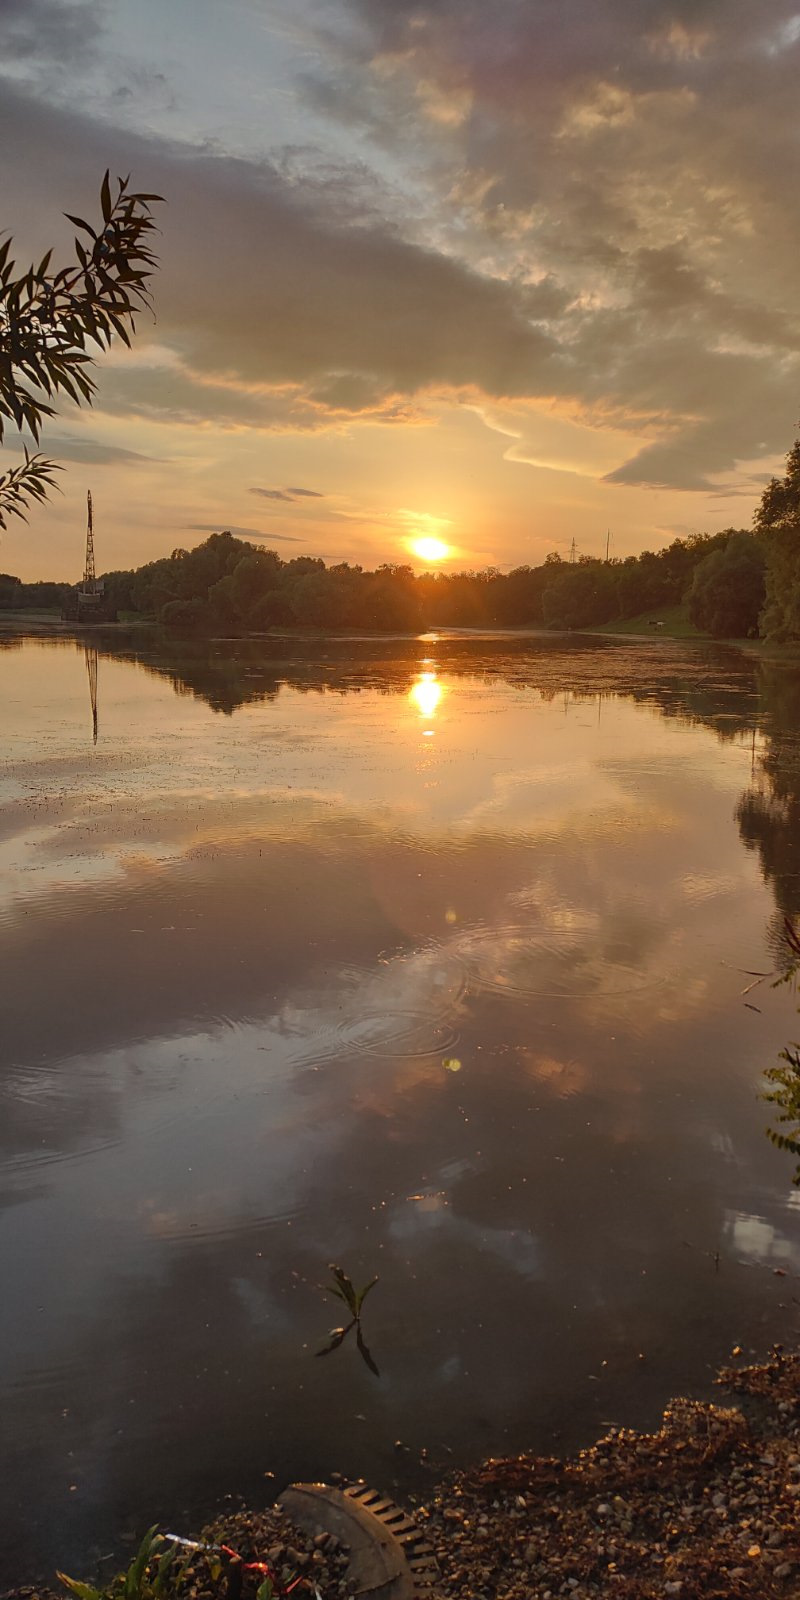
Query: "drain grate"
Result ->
[[344, 1482, 439, 1591], [279, 1480, 439, 1598]]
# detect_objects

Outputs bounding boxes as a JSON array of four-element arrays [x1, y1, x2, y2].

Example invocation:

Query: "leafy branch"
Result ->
[[0, 447, 62, 532], [0, 172, 162, 527], [316, 1262, 380, 1376]]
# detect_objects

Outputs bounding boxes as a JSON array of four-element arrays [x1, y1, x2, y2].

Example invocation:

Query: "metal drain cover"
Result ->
[[278, 1481, 439, 1599]]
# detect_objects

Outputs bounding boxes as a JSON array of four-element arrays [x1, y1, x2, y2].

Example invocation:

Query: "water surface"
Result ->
[[2, 631, 800, 1582]]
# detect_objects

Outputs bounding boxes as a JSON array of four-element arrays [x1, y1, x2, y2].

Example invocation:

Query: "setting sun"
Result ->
[[411, 536, 450, 563]]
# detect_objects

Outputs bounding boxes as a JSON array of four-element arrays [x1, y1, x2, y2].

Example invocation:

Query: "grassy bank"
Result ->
[[591, 604, 706, 640]]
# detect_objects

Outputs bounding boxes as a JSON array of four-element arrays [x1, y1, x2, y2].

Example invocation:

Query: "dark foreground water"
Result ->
[[3, 629, 800, 1583]]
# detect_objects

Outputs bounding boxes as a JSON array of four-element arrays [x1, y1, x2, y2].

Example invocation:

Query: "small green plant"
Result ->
[[316, 1262, 380, 1375], [58, 1526, 180, 1600], [762, 920, 800, 1182]]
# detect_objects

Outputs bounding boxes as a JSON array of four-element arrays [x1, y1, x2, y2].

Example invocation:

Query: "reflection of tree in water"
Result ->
[[736, 663, 800, 949], [94, 631, 764, 728], [730, 662, 800, 1185]]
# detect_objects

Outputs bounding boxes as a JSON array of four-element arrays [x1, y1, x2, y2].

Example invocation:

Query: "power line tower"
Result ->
[[569, 537, 578, 565], [61, 488, 114, 622], [83, 490, 97, 595]]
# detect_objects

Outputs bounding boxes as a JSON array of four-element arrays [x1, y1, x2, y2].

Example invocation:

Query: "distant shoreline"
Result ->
[[4, 610, 800, 657]]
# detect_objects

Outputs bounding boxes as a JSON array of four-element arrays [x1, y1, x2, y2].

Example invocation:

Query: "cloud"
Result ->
[[0, 80, 558, 409], [297, 0, 800, 486], [0, 0, 102, 65], [4, 0, 800, 496], [45, 435, 164, 466], [7, 432, 163, 466], [186, 524, 304, 543], [250, 485, 325, 502]]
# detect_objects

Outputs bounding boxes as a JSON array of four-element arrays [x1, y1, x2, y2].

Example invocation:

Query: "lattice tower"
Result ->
[[83, 490, 96, 593]]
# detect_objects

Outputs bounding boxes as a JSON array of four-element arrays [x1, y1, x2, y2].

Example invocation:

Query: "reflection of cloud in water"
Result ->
[[389, 1195, 544, 1281], [725, 1210, 795, 1265], [520, 1052, 588, 1098], [275, 944, 469, 1069], [6, 635, 800, 1581], [459, 761, 642, 836], [681, 871, 743, 904], [457, 920, 661, 1000]]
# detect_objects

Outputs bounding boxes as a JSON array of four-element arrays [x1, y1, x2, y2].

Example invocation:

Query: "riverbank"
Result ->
[[5, 1346, 800, 1600], [4, 607, 800, 657]]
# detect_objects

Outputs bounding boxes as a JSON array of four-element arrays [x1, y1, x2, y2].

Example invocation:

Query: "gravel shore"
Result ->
[[5, 1346, 800, 1600], [413, 1346, 800, 1599]]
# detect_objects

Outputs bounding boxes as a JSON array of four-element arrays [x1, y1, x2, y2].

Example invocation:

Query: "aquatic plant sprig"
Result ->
[[761, 918, 800, 1182], [316, 1262, 380, 1376]]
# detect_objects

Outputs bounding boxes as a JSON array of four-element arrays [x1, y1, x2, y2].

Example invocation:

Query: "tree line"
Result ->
[[3, 447, 800, 642], [64, 432, 796, 638], [87, 527, 731, 634]]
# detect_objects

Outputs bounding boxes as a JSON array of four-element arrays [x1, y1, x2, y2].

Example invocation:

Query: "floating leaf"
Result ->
[[356, 1325, 381, 1378], [355, 1276, 378, 1314], [328, 1263, 358, 1315]]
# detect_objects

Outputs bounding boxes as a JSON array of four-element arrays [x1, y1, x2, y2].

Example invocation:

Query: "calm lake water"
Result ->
[[3, 629, 800, 1582]]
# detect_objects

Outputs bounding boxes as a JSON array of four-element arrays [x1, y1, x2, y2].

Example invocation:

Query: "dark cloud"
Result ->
[[0, 81, 558, 410], [7, 431, 162, 465], [250, 485, 326, 502], [46, 434, 163, 466], [0, 0, 102, 64]]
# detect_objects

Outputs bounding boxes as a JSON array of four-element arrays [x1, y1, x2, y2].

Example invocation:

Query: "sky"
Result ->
[[2, 0, 800, 581]]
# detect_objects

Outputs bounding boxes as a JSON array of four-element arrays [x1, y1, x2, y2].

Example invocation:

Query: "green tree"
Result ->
[[0, 173, 161, 529], [687, 532, 765, 638], [755, 436, 800, 532], [541, 560, 618, 629], [756, 432, 800, 641]]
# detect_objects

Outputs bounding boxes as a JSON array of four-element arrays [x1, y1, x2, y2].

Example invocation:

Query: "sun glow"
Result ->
[[410, 536, 450, 563], [409, 671, 444, 719]]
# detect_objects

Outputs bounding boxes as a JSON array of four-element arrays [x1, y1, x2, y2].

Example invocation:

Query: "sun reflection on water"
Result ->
[[409, 670, 444, 720]]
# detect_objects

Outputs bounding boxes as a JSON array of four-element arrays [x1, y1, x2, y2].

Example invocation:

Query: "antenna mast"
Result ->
[[83, 490, 96, 594], [569, 537, 578, 565]]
